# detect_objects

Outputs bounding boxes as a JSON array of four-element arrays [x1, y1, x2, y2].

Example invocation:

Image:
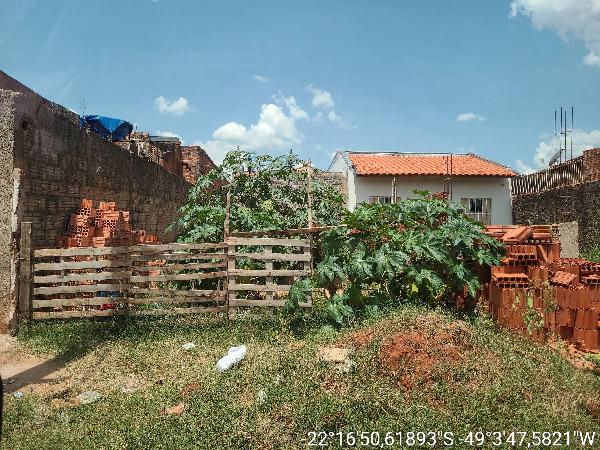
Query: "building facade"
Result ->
[[329, 151, 516, 225]]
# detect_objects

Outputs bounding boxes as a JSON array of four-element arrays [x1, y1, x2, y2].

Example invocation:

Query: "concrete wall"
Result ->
[[513, 181, 600, 251], [328, 151, 513, 222], [0, 75, 194, 329], [557, 222, 579, 258], [353, 175, 512, 223], [7, 91, 192, 248], [0, 90, 18, 332], [328, 152, 356, 209]]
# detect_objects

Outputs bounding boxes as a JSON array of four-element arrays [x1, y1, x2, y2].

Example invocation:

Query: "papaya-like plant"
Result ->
[[289, 194, 505, 324]]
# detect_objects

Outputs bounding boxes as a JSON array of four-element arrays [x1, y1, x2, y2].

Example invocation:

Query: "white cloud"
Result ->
[[511, 0, 600, 67], [307, 85, 335, 110], [515, 128, 600, 173], [195, 95, 309, 163], [253, 74, 270, 83], [154, 130, 184, 144], [456, 112, 485, 122], [154, 96, 192, 116], [306, 84, 352, 128]]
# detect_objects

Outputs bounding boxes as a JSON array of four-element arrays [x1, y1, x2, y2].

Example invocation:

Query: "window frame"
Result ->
[[460, 197, 492, 225], [369, 196, 393, 205]]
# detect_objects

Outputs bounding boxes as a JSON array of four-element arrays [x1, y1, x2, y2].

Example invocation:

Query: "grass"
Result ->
[[582, 245, 600, 263], [3, 305, 600, 449]]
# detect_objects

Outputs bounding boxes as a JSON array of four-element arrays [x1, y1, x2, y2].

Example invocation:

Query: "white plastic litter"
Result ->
[[216, 345, 247, 372], [256, 389, 267, 404], [77, 391, 101, 405], [13, 391, 24, 399], [182, 342, 196, 351]]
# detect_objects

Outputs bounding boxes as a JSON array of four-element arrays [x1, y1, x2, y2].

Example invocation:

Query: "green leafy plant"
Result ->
[[521, 292, 544, 334], [173, 150, 345, 243], [288, 194, 505, 325], [582, 245, 600, 263]]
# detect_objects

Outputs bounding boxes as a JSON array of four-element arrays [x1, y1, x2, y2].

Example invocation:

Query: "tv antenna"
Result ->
[[548, 106, 573, 166]]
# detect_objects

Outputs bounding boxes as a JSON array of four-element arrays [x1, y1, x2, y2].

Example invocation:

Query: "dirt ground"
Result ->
[[0, 334, 66, 396], [378, 322, 472, 389]]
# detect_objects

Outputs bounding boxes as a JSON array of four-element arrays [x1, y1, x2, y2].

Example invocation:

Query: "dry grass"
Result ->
[[3, 306, 600, 449]]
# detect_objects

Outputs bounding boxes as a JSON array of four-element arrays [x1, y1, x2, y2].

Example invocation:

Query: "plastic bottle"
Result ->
[[216, 345, 247, 372]]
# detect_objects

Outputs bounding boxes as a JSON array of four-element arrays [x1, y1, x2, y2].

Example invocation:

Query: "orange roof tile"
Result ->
[[347, 152, 516, 177]]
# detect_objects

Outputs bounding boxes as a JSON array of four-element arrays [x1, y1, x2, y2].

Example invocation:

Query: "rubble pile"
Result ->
[[58, 199, 158, 248], [482, 225, 600, 350]]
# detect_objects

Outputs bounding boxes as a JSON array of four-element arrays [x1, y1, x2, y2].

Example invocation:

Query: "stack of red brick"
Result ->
[[482, 225, 600, 350], [57, 199, 159, 248]]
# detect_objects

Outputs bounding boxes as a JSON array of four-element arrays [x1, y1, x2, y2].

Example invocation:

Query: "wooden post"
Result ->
[[18, 222, 32, 321], [306, 161, 315, 277], [224, 188, 231, 238], [265, 245, 273, 303], [306, 161, 313, 229], [224, 187, 232, 319], [226, 240, 236, 320]]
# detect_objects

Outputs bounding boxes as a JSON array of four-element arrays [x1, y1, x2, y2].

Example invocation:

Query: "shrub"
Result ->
[[173, 150, 345, 243], [582, 245, 600, 263], [288, 195, 505, 325]]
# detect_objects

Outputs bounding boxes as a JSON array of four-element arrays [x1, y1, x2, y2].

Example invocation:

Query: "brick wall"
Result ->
[[181, 146, 216, 184], [584, 147, 600, 182], [0, 90, 18, 331], [513, 180, 600, 251], [315, 171, 347, 198], [7, 93, 192, 249]]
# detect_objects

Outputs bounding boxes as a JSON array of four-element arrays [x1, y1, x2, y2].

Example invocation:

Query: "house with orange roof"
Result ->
[[328, 151, 517, 225]]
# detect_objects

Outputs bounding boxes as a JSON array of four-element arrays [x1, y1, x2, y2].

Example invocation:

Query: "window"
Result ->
[[369, 196, 393, 204], [461, 197, 492, 225]]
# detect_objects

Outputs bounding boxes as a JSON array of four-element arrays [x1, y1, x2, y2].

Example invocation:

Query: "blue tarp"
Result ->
[[79, 115, 133, 141]]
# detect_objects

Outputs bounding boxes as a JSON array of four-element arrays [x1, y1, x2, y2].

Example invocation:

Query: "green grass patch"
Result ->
[[582, 245, 600, 263], [3, 306, 600, 449]]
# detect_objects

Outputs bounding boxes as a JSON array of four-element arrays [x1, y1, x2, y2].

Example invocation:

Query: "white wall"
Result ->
[[328, 152, 357, 210], [352, 175, 513, 224]]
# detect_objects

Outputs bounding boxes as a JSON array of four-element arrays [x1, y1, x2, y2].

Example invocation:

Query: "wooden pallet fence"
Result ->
[[30, 242, 228, 319], [226, 236, 312, 308], [25, 235, 314, 320], [31, 245, 131, 320], [128, 242, 227, 315]]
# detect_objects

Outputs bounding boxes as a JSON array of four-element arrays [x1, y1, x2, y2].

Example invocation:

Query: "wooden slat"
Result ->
[[131, 261, 226, 272], [229, 226, 333, 237], [130, 270, 226, 282], [34, 246, 129, 258], [229, 252, 310, 262], [33, 297, 127, 308], [130, 288, 225, 297], [130, 253, 226, 262], [34, 271, 130, 284], [228, 269, 308, 277], [134, 307, 224, 316], [226, 237, 310, 247], [265, 245, 273, 303], [128, 296, 225, 305], [228, 283, 293, 292], [32, 309, 128, 319], [34, 283, 127, 296], [129, 242, 227, 252], [34, 259, 129, 271], [229, 299, 311, 307], [32, 306, 224, 320]]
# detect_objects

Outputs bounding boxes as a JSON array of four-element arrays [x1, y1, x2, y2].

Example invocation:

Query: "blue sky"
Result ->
[[1, 0, 600, 172]]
